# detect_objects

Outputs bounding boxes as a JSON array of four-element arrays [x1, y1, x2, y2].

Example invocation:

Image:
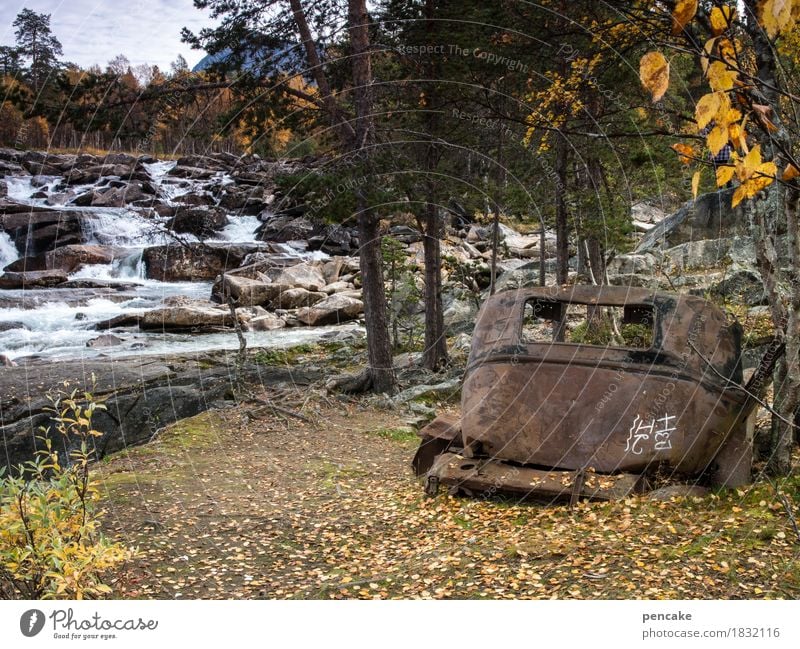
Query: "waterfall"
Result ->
[[0, 231, 19, 269]]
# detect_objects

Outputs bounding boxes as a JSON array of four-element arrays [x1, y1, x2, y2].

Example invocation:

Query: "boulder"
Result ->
[[296, 294, 364, 326], [0, 206, 88, 255], [637, 188, 750, 252], [140, 304, 236, 331], [167, 165, 217, 180], [274, 263, 326, 291], [167, 206, 227, 238], [0, 321, 27, 332], [244, 312, 286, 331], [142, 243, 260, 282], [4, 244, 120, 273], [323, 281, 354, 295], [0, 269, 69, 289], [88, 183, 151, 207], [213, 274, 282, 307], [271, 287, 327, 310], [256, 215, 314, 243], [308, 224, 355, 255], [86, 334, 123, 348]]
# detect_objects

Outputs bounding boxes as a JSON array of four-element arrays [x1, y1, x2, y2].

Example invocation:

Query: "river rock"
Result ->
[[167, 165, 217, 180], [140, 304, 237, 331], [271, 287, 327, 310], [274, 263, 326, 291], [4, 244, 121, 273], [0, 206, 89, 255], [0, 354, 17, 367], [142, 243, 258, 282], [308, 224, 355, 255], [168, 206, 227, 237], [245, 312, 286, 331], [296, 294, 363, 326], [0, 321, 28, 332], [214, 274, 282, 306], [0, 269, 69, 288], [86, 334, 123, 348], [256, 215, 314, 243]]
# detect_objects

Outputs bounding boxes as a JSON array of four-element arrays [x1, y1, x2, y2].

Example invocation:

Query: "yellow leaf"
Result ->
[[716, 164, 736, 186], [695, 92, 721, 129], [692, 170, 701, 199], [718, 37, 738, 66], [672, 142, 695, 165], [743, 144, 763, 170], [706, 125, 729, 156], [710, 5, 736, 35], [731, 184, 747, 207], [639, 51, 670, 102], [672, 0, 698, 35], [782, 163, 800, 181], [707, 61, 737, 91], [728, 123, 741, 142], [760, 0, 795, 37], [701, 37, 717, 75]]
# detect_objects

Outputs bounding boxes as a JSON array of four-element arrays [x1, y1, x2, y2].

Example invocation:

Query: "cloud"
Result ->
[[0, 0, 217, 70]]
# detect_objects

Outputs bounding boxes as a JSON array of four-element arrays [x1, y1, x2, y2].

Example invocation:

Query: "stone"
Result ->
[[245, 312, 286, 331], [0, 206, 89, 255], [323, 281, 354, 295], [443, 295, 480, 334], [168, 206, 227, 237], [271, 287, 326, 310], [0, 321, 28, 332], [0, 269, 69, 289], [86, 334, 123, 348], [308, 223, 354, 255], [0, 354, 17, 367], [256, 215, 314, 243], [142, 243, 260, 282], [5, 244, 121, 273], [214, 274, 280, 306], [637, 188, 749, 252], [274, 263, 326, 291], [296, 294, 364, 326], [140, 304, 237, 331], [392, 378, 461, 404]]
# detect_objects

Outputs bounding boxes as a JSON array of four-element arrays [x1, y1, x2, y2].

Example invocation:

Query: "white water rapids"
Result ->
[[1, 160, 358, 361]]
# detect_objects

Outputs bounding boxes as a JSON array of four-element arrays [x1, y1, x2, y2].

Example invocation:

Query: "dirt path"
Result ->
[[98, 389, 800, 599]]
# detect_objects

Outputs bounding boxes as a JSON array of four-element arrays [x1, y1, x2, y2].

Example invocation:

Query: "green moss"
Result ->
[[373, 427, 419, 443]]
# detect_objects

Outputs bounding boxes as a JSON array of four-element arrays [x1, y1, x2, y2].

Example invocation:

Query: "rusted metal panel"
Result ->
[[414, 286, 755, 500], [427, 453, 643, 502]]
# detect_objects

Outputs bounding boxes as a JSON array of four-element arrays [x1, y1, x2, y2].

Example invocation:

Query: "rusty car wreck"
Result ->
[[414, 286, 759, 502]]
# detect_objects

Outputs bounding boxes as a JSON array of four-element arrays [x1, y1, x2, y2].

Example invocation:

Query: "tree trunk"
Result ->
[[348, 0, 395, 393], [554, 134, 569, 286], [419, 0, 448, 372], [422, 201, 447, 370], [357, 206, 395, 392]]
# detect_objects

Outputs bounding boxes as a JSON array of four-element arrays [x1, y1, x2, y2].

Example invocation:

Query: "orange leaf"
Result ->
[[783, 164, 800, 181], [672, 142, 696, 165]]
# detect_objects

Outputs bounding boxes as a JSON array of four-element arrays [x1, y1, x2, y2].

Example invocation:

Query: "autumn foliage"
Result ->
[[640, 0, 800, 206], [0, 386, 132, 599]]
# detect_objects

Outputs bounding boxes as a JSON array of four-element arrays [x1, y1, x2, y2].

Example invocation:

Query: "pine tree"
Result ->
[[12, 9, 62, 92]]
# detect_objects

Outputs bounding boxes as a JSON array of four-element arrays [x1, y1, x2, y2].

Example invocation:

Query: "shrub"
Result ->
[[0, 385, 132, 599]]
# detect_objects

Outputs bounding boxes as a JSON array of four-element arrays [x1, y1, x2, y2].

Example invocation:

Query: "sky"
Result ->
[[0, 0, 218, 71]]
